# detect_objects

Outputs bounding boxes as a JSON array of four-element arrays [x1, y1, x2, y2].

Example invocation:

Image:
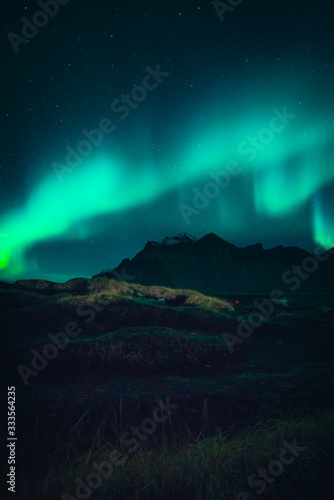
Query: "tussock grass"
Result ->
[[32, 412, 334, 500], [61, 278, 234, 314]]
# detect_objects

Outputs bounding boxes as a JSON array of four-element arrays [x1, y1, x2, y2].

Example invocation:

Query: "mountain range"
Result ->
[[94, 233, 334, 295]]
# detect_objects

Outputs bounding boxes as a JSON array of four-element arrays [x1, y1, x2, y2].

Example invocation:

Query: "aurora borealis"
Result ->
[[1, 0, 333, 280]]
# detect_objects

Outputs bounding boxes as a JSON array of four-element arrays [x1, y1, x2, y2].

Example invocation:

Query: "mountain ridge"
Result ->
[[94, 233, 334, 294]]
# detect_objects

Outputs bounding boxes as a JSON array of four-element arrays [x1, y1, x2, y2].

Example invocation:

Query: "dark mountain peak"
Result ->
[[93, 233, 334, 294], [249, 243, 263, 249], [144, 240, 160, 250], [243, 242, 264, 254], [197, 233, 235, 249], [162, 233, 198, 247], [201, 233, 221, 241], [268, 245, 310, 259]]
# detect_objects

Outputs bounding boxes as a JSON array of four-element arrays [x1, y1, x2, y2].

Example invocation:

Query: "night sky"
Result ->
[[1, 0, 333, 281]]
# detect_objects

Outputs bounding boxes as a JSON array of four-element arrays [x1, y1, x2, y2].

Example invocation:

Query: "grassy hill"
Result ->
[[2, 278, 334, 499]]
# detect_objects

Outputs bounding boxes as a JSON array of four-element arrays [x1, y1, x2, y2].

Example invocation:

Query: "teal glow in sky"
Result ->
[[0, 103, 333, 279], [313, 191, 334, 251], [1, 0, 333, 280], [0, 157, 163, 276]]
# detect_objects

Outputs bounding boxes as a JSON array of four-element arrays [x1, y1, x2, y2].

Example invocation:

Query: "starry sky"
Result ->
[[0, 0, 333, 281]]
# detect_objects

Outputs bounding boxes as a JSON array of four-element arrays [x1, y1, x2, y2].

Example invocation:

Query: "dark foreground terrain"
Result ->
[[1, 277, 334, 499]]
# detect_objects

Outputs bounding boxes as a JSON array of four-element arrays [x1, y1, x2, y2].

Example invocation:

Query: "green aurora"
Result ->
[[0, 104, 333, 278]]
